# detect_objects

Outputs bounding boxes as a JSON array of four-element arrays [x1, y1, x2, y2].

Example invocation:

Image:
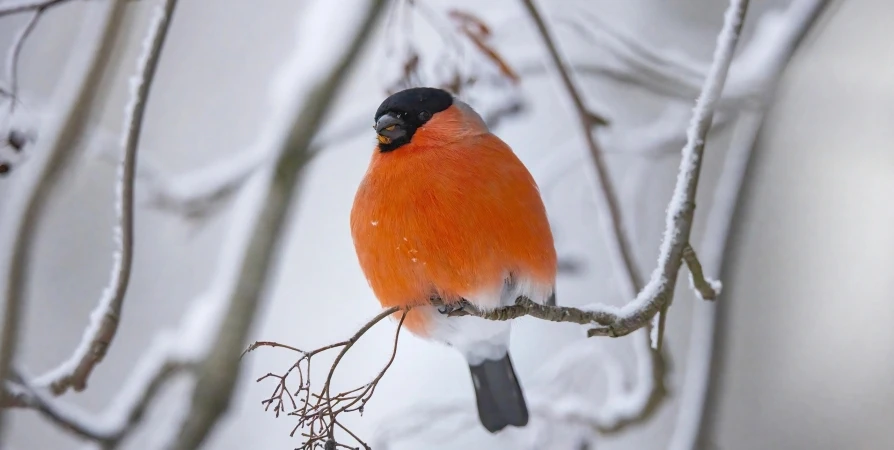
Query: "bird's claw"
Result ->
[[437, 302, 468, 316]]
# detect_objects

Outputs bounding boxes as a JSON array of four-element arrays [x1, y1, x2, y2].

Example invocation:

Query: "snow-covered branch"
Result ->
[[25, 0, 177, 398], [0, 0, 126, 437], [441, 0, 749, 346], [669, 1, 831, 448]]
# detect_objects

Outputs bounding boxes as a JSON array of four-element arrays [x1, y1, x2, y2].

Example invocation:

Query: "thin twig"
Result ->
[[251, 307, 405, 449], [682, 244, 719, 300], [168, 2, 390, 448], [0, 0, 67, 16], [648, 0, 748, 349], [29, 0, 178, 397], [3, 10, 40, 111], [520, 0, 640, 299], [0, 0, 126, 439]]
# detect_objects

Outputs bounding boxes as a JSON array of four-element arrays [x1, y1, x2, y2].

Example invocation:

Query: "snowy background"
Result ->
[[1, 0, 893, 449]]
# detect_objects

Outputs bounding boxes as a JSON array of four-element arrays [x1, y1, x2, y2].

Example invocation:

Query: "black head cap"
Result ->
[[374, 87, 453, 152]]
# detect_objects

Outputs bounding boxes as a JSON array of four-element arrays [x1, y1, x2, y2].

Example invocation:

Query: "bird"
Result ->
[[350, 87, 557, 433]]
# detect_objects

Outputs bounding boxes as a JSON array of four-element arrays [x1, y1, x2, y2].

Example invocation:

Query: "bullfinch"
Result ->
[[350, 87, 557, 433]]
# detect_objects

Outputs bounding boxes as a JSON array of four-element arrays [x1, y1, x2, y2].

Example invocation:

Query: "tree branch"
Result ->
[[648, 0, 749, 349], [437, 0, 749, 343], [167, 1, 390, 448], [3, 334, 195, 447], [0, 0, 126, 439], [670, 1, 831, 448], [519, 0, 674, 433], [25, 0, 178, 398]]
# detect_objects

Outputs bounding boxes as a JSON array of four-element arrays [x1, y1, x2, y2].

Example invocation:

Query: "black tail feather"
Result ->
[[468, 354, 529, 433]]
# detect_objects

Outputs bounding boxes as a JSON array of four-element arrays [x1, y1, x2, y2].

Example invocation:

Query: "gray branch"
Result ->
[[29, 0, 178, 398], [0, 0, 127, 440]]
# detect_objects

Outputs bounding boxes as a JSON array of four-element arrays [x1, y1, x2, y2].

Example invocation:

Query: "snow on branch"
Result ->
[[669, 1, 830, 447], [5, 339, 194, 446], [0, 0, 126, 426], [26, 0, 177, 397], [435, 0, 749, 344]]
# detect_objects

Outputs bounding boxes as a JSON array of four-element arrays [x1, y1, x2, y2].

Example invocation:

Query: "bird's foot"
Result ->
[[437, 302, 469, 317]]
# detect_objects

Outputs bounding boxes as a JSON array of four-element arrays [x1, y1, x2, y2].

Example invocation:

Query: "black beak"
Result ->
[[375, 113, 406, 143]]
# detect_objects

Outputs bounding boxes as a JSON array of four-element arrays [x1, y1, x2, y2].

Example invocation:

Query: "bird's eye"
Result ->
[[418, 111, 432, 121], [383, 124, 397, 132]]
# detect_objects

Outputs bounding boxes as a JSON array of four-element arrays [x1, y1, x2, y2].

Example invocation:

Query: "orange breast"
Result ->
[[350, 132, 556, 335]]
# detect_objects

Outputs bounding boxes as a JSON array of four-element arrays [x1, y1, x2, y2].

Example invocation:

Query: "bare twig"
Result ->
[[0, 0, 126, 439], [520, 0, 637, 301], [0, 1, 86, 105], [27, 0, 178, 398], [252, 307, 406, 449], [682, 244, 720, 301], [0, 0, 68, 17], [168, 2, 390, 448], [248, 307, 409, 449], [3, 10, 40, 111]]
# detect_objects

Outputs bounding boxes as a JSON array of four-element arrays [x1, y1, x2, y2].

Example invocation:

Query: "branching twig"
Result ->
[[648, 0, 748, 350], [26, 0, 178, 398], [248, 307, 406, 449]]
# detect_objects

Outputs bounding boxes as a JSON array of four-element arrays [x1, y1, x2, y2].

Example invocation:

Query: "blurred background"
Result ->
[[0, 0, 892, 449]]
